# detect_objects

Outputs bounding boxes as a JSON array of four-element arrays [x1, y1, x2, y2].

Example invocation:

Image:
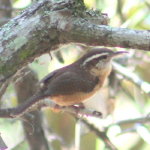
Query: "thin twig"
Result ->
[[116, 0, 126, 22], [109, 115, 150, 127], [81, 118, 118, 150], [0, 134, 7, 150], [0, 80, 9, 100], [144, 1, 150, 9], [113, 62, 150, 95], [0, 98, 102, 118]]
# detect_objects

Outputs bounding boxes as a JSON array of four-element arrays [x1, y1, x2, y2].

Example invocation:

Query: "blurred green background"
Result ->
[[0, 0, 150, 150]]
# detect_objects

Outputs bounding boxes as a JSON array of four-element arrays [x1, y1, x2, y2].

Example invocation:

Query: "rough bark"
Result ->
[[0, 0, 150, 84], [0, 0, 107, 84]]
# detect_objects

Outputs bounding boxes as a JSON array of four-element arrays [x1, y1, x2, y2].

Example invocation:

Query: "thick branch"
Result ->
[[0, 0, 107, 83], [60, 21, 150, 50], [0, 0, 150, 84]]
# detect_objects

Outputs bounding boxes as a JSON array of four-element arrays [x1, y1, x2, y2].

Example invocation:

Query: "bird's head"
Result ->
[[79, 48, 127, 76]]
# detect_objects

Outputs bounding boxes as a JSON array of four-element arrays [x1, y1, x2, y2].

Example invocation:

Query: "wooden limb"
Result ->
[[113, 62, 150, 96], [81, 118, 118, 150], [109, 115, 150, 127], [0, 80, 9, 100], [14, 67, 50, 150], [0, 134, 7, 150], [0, 0, 12, 26], [0, 0, 149, 85], [0, 98, 102, 118]]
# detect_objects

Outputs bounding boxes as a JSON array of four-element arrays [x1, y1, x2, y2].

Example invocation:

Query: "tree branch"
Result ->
[[81, 118, 118, 150], [0, 0, 149, 85], [0, 134, 7, 150], [0, 0, 12, 26], [14, 67, 50, 150], [109, 114, 150, 127], [113, 62, 150, 95], [0, 98, 102, 118]]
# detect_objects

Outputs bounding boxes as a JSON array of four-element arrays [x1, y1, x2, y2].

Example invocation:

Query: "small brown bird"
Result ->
[[10, 48, 127, 117]]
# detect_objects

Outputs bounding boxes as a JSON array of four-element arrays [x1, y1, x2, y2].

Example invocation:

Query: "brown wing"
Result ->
[[40, 70, 58, 85], [44, 71, 99, 96]]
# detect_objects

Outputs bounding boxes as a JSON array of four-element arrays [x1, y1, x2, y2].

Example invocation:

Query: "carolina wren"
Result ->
[[11, 48, 127, 117]]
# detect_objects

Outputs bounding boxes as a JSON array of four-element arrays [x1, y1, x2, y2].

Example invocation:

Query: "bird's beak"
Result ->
[[111, 51, 128, 58]]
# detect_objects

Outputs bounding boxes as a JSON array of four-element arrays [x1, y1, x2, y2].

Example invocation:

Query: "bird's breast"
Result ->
[[50, 81, 102, 106]]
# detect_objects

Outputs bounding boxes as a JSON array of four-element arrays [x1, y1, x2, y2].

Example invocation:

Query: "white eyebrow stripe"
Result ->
[[82, 53, 108, 66]]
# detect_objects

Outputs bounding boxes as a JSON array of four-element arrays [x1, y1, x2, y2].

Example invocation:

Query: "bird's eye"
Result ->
[[101, 55, 108, 59]]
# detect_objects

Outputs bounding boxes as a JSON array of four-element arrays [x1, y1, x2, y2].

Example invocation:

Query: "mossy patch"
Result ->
[[19, 49, 34, 61]]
